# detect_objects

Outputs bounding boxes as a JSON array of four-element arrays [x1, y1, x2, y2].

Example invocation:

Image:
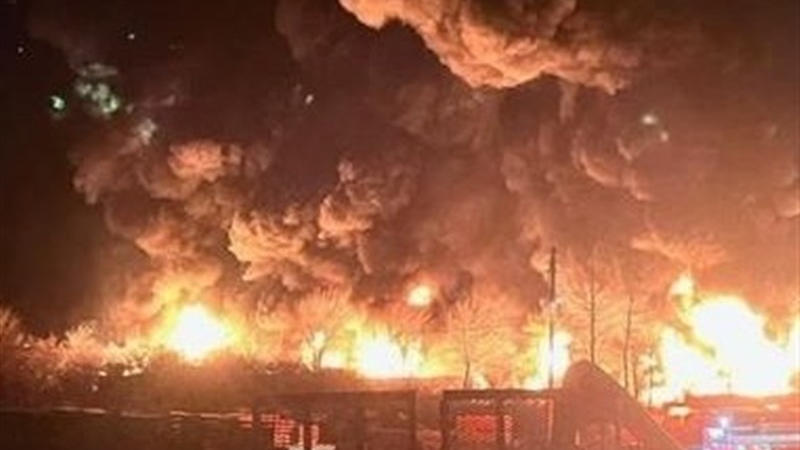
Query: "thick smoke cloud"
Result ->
[[338, 0, 702, 91], [24, 0, 799, 336]]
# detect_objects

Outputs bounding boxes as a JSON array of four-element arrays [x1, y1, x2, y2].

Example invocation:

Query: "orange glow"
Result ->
[[301, 330, 348, 370], [301, 324, 425, 378], [669, 272, 696, 298], [787, 317, 799, 374], [165, 304, 232, 362], [407, 283, 435, 307], [525, 330, 572, 389], [354, 331, 423, 378], [649, 276, 799, 403]]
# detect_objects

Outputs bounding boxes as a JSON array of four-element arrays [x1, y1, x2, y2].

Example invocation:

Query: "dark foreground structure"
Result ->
[[5, 362, 794, 450], [1, 390, 418, 450]]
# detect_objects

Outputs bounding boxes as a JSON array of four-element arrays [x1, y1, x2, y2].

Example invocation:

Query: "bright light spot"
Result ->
[[787, 317, 799, 373], [49, 95, 66, 111], [74, 79, 123, 117], [355, 332, 422, 378], [126, 32, 137, 41], [16, 45, 25, 55], [647, 280, 799, 404], [669, 273, 696, 298], [407, 284, 434, 307], [525, 330, 572, 389], [321, 351, 347, 369], [641, 112, 659, 126], [667, 405, 692, 418], [471, 372, 491, 389], [166, 304, 232, 362], [309, 331, 326, 352], [304, 94, 315, 105], [707, 428, 725, 440]]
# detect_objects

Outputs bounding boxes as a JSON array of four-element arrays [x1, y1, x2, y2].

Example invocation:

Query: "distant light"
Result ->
[[126, 31, 137, 41], [49, 94, 66, 111], [16, 45, 25, 55], [641, 112, 659, 126], [304, 93, 315, 105], [659, 131, 671, 142]]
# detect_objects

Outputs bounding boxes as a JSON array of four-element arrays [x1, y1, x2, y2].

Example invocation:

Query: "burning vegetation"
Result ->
[[1, 0, 797, 417], [1, 273, 797, 409]]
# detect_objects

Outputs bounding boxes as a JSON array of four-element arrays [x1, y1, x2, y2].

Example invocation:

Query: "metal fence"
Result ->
[[440, 389, 557, 450]]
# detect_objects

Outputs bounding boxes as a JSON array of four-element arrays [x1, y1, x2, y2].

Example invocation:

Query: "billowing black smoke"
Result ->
[[26, 0, 799, 338]]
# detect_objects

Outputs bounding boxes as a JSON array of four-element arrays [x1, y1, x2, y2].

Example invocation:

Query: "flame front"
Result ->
[[650, 277, 799, 403], [355, 332, 423, 378], [165, 304, 232, 362], [525, 330, 572, 389]]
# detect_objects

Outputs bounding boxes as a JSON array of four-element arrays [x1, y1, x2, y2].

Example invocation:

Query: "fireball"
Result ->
[[407, 283, 435, 308], [165, 304, 232, 362]]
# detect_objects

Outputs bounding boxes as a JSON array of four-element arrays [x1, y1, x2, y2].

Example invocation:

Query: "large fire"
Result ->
[[525, 330, 573, 389], [648, 276, 799, 403], [164, 304, 233, 362], [355, 331, 423, 378], [147, 274, 797, 401], [41, 271, 795, 401]]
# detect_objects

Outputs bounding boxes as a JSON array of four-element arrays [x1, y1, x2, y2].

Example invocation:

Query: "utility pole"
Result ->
[[547, 247, 557, 389]]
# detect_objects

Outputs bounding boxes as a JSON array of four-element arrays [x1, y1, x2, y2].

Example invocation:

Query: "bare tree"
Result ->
[[292, 288, 356, 371], [445, 294, 520, 388], [616, 249, 671, 395], [561, 243, 668, 387], [561, 244, 624, 371], [623, 295, 635, 390], [381, 302, 432, 365]]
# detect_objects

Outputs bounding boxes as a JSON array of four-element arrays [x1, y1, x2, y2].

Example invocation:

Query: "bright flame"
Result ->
[[651, 277, 799, 403], [788, 318, 800, 374], [669, 272, 696, 298], [301, 331, 348, 370], [165, 304, 232, 362], [355, 331, 423, 378], [407, 284, 435, 307], [525, 330, 572, 389]]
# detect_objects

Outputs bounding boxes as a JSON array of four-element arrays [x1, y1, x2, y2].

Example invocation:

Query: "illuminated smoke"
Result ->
[[23, 0, 799, 364], [338, 0, 702, 92]]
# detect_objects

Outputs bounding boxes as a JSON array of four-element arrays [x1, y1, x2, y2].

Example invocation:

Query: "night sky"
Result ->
[[1, 0, 96, 332], [1, 0, 798, 335], [0, 0, 296, 331]]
